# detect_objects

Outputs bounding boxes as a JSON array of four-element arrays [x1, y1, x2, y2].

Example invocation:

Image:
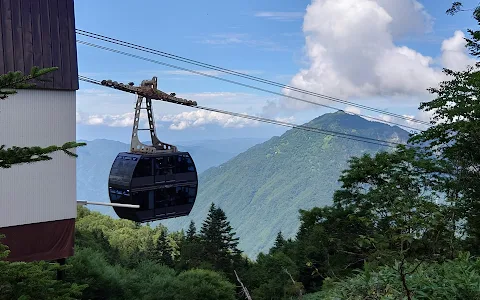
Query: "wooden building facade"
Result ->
[[0, 0, 78, 262]]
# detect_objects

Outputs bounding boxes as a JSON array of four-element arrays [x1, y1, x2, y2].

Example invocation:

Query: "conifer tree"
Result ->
[[270, 231, 286, 254], [155, 229, 174, 267], [200, 203, 241, 274], [0, 67, 85, 168], [186, 220, 197, 241]]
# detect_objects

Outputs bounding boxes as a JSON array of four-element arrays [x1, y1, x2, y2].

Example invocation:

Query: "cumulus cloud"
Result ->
[[160, 110, 259, 130], [272, 0, 476, 114], [345, 106, 361, 115], [441, 30, 477, 71], [76, 112, 141, 127], [76, 110, 260, 130]]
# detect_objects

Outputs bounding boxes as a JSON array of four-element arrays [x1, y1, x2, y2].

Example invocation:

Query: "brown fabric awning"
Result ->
[[0, 218, 75, 262]]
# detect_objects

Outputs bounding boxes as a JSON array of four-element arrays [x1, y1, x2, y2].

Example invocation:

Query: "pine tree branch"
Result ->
[[0, 67, 58, 99], [1, 68, 87, 167], [0, 142, 86, 168]]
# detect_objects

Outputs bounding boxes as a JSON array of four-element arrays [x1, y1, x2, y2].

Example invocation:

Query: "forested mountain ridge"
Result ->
[[163, 111, 411, 257]]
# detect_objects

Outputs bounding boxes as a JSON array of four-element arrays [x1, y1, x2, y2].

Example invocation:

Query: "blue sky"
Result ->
[[74, 0, 477, 143]]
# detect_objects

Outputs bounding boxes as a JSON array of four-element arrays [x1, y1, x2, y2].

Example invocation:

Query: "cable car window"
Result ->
[[165, 187, 176, 206], [155, 157, 165, 175], [154, 188, 168, 208], [155, 156, 174, 175], [187, 186, 196, 203], [176, 155, 190, 173], [133, 157, 153, 177], [186, 156, 195, 172], [110, 188, 129, 202], [175, 186, 190, 205]]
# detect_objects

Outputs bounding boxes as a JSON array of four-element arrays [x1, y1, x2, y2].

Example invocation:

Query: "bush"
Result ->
[[316, 254, 480, 299], [171, 269, 236, 300]]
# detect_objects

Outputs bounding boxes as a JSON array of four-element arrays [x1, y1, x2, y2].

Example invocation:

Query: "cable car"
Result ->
[[108, 152, 197, 222], [107, 77, 198, 222]]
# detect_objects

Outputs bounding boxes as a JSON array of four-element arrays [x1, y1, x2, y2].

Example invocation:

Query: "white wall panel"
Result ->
[[0, 89, 76, 227]]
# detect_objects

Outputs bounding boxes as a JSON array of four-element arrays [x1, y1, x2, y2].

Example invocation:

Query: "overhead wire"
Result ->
[[76, 39, 426, 133], [76, 29, 431, 127], [78, 75, 406, 148]]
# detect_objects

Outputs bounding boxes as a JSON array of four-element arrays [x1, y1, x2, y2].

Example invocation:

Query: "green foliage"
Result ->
[[294, 205, 372, 290], [186, 220, 197, 241], [65, 207, 242, 300], [185, 111, 409, 257], [314, 254, 480, 300], [0, 260, 86, 300], [409, 3, 480, 254], [270, 231, 286, 253], [246, 251, 303, 300], [0, 142, 87, 168], [171, 269, 236, 300], [334, 145, 457, 264], [446, 2, 464, 15], [199, 203, 242, 275], [154, 229, 174, 267], [0, 237, 85, 300], [0, 66, 58, 99]]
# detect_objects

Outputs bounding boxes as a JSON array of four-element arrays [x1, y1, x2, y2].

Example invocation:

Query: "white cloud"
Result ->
[[254, 12, 304, 21], [76, 109, 260, 130], [179, 92, 253, 99], [345, 106, 361, 115], [76, 111, 148, 127], [274, 116, 296, 123], [161, 110, 260, 130], [280, 0, 476, 113], [201, 33, 288, 51], [441, 30, 476, 71]]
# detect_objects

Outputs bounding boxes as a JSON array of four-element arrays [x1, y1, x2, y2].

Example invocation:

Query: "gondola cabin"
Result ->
[[108, 152, 198, 222]]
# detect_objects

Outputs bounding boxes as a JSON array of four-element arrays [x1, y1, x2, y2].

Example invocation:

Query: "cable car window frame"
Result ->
[[133, 157, 154, 178]]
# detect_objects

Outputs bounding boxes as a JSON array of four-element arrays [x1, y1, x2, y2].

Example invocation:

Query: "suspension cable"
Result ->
[[78, 75, 407, 148], [76, 39, 426, 133], [76, 29, 431, 127]]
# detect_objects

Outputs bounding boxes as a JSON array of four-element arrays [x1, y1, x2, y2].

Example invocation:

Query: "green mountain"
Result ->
[[161, 111, 410, 257]]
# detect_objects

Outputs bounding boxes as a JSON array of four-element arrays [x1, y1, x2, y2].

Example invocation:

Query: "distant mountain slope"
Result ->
[[161, 111, 410, 257], [76, 137, 267, 216]]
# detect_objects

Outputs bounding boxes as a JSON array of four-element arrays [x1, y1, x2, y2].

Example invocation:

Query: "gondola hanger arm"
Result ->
[[100, 78, 198, 107], [101, 77, 198, 154]]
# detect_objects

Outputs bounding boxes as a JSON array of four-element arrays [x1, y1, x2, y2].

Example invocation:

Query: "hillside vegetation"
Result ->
[[165, 111, 410, 257]]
